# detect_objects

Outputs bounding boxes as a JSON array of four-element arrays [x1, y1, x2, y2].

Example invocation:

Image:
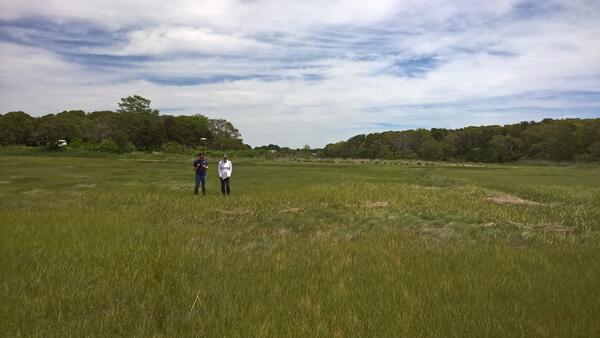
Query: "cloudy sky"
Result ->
[[1, 1, 599, 147]]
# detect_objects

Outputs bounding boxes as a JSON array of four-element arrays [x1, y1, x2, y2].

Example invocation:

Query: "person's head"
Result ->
[[223, 154, 228, 161], [198, 152, 204, 159]]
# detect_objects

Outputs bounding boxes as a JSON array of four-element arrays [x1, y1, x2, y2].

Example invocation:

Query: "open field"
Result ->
[[1, 154, 600, 336]]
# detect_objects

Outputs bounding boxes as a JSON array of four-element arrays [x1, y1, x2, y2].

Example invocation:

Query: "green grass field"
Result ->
[[1, 154, 599, 336]]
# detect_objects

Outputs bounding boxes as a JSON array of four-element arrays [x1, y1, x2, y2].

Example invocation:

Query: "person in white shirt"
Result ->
[[218, 154, 232, 195]]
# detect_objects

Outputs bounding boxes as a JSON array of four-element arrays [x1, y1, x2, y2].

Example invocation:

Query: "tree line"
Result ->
[[2, 96, 599, 162], [322, 118, 600, 162], [0, 95, 247, 152]]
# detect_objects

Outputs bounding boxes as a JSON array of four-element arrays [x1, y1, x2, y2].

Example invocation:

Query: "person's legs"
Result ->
[[220, 178, 226, 195], [194, 175, 201, 195], [200, 173, 206, 195], [225, 177, 231, 194]]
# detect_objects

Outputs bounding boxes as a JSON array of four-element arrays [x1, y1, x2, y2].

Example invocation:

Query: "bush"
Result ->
[[161, 141, 189, 154], [95, 139, 120, 153], [121, 142, 137, 153], [44, 141, 62, 152], [588, 141, 600, 161], [68, 138, 95, 151]]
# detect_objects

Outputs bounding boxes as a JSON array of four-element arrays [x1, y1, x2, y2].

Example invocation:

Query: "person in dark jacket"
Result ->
[[193, 153, 208, 195]]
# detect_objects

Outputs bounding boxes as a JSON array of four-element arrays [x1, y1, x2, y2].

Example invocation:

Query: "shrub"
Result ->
[[95, 139, 120, 153], [161, 141, 189, 154]]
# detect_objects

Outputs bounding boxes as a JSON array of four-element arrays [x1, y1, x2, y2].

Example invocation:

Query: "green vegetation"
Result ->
[[0, 95, 246, 152], [3, 96, 599, 163], [323, 118, 600, 162], [1, 154, 599, 336]]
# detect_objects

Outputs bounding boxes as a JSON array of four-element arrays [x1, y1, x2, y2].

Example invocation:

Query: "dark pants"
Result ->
[[195, 173, 206, 195], [220, 177, 231, 195]]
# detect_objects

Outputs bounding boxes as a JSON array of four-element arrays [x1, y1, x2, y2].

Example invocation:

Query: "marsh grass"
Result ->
[[1, 155, 599, 336]]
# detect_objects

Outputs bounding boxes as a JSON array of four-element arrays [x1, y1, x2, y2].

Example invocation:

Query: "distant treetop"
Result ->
[[117, 95, 159, 115]]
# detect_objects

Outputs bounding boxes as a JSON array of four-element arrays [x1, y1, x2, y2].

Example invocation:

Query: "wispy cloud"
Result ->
[[0, 0, 599, 147]]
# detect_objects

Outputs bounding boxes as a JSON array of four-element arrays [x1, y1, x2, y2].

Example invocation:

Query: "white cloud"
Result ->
[[1, 1, 599, 147], [0, 0, 403, 30], [0, 0, 528, 32], [115, 26, 269, 55]]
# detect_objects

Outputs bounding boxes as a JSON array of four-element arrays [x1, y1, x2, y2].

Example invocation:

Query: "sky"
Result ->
[[0, 1, 599, 148]]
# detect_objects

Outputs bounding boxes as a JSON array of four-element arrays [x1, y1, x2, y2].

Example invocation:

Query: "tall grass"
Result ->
[[1, 155, 599, 336]]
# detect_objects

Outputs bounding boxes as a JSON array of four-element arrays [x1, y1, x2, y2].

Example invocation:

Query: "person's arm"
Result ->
[[229, 161, 232, 176]]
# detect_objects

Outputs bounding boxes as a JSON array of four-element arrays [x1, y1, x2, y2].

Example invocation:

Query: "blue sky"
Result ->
[[0, 1, 599, 147]]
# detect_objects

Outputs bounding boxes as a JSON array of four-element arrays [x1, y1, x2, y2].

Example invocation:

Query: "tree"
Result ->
[[488, 135, 523, 162], [87, 111, 116, 143], [319, 118, 598, 162], [28, 113, 86, 145], [547, 123, 577, 161], [255, 144, 281, 151], [57, 110, 89, 141], [117, 95, 159, 115], [117, 112, 166, 150], [418, 140, 444, 161], [111, 130, 135, 153], [323, 141, 345, 157], [588, 141, 600, 161], [163, 114, 210, 147], [0, 96, 249, 153], [522, 121, 576, 161], [0, 111, 34, 145], [430, 128, 448, 142], [208, 118, 245, 150], [575, 120, 600, 155]]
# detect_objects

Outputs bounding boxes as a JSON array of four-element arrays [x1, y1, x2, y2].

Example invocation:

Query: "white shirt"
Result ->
[[218, 160, 232, 179]]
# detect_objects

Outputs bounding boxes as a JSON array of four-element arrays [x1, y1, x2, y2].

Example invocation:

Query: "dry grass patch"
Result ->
[[215, 208, 251, 216], [163, 181, 188, 190], [486, 194, 543, 205], [364, 201, 389, 209], [282, 207, 304, 213], [525, 223, 574, 234], [275, 228, 291, 236], [21, 189, 49, 196]]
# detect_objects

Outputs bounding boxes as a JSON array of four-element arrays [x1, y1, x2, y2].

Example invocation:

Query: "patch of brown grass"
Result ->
[[22, 189, 49, 196], [486, 194, 543, 205], [529, 223, 574, 234], [282, 207, 304, 213], [275, 228, 291, 236], [215, 208, 251, 216], [363, 201, 389, 208]]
